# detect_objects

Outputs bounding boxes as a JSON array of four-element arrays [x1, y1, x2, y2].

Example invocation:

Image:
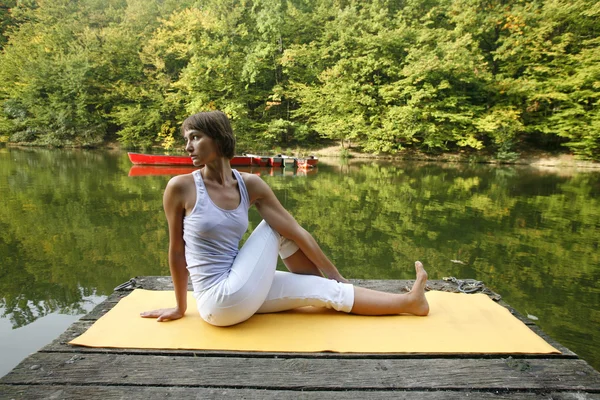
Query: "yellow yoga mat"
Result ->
[[70, 289, 559, 354]]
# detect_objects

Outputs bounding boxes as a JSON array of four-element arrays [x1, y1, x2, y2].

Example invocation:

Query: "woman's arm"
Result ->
[[245, 174, 348, 282], [141, 176, 189, 321]]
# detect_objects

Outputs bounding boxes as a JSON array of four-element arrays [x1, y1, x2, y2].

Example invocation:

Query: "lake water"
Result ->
[[1, 147, 598, 376]]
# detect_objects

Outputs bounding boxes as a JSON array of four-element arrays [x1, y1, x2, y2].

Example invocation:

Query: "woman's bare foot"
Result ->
[[349, 261, 430, 316], [406, 261, 429, 316]]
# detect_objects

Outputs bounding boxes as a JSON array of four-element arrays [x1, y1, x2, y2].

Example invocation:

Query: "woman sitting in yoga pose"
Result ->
[[141, 110, 429, 326]]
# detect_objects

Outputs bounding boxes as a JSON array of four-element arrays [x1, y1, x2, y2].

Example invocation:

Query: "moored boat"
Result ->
[[128, 152, 253, 166], [128, 152, 193, 165], [280, 155, 297, 167], [127, 152, 318, 167], [305, 155, 318, 166], [245, 154, 288, 167], [280, 155, 318, 168], [270, 156, 284, 167], [296, 159, 315, 169], [229, 155, 253, 166], [245, 154, 271, 167]]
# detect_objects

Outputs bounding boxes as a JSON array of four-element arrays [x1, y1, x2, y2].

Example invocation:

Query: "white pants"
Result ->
[[194, 220, 355, 326]]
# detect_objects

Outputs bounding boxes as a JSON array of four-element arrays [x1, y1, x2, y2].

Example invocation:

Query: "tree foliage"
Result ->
[[0, 0, 598, 158]]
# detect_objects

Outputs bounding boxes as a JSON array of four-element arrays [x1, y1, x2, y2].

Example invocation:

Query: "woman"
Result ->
[[141, 111, 429, 326]]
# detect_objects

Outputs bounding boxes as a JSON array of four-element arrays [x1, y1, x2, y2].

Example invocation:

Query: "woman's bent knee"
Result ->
[[196, 283, 270, 326], [198, 306, 251, 327]]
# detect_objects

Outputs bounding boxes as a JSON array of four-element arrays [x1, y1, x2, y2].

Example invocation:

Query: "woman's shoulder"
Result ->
[[238, 172, 265, 188], [165, 172, 196, 193], [238, 172, 271, 201]]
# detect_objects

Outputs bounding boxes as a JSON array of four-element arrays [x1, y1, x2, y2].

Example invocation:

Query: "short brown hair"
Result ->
[[181, 111, 236, 159]]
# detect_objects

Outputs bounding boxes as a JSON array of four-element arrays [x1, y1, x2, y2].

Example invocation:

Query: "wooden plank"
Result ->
[[3, 353, 599, 391], [497, 300, 537, 325], [132, 276, 177, 291], [2, 277, 597, 399], [525, 324, 577, 357], [80, 299, 120, 321], [2, 385, 598, 400]]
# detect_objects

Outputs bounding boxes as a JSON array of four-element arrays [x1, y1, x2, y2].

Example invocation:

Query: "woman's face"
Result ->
[[184, 129, 219, 166]]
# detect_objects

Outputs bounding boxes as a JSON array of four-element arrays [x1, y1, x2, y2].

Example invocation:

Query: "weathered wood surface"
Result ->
[[1, 277, 599, 400], [4, 353, 600, 391], [2, 386, 598, 400]]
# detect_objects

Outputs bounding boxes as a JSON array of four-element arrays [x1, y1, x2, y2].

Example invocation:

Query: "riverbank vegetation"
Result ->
[[0, 0, 598, 160]]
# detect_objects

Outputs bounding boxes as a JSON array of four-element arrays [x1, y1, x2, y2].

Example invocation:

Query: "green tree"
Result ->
[[0, 0, 598, 158], [492, 0, 600, 158]]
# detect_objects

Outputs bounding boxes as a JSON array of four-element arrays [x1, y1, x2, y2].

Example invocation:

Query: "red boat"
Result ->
[[297, 160, 314, 170], [127, 152, 317, 167], [245, 154, 285, 167], [280, 155, 319, 168], [305, 155, 318, 166], [128, 152, 191, 165], [128, 152, 253, 166], [245, 154, 270, 167]]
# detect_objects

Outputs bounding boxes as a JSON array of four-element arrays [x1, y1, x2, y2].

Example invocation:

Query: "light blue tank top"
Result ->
[[183, 169, 250, 292]]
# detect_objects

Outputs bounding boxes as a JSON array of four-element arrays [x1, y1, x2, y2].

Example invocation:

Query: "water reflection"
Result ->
[[0, 148, 168, 329], [127, 165, 318, 177], [0, 148, 598, 372]]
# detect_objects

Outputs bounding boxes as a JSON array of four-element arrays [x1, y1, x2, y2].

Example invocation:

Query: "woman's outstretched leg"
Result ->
[[257, 259, 429, 317], [350, 261, 429, 316]]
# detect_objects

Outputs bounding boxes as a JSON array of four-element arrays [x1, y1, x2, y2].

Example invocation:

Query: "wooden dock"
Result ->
[[1, 277, 599, 399]]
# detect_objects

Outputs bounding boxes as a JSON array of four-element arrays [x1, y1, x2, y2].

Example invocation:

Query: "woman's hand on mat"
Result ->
[[140, 307, 184, 322]]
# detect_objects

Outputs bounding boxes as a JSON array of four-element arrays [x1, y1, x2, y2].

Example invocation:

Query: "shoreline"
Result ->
[[312, 145, 600, 170], [3, 142, 599, 169]]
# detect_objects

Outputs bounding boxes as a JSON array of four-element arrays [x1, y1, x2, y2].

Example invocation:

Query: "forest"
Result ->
[[0, 0, 598, 159]]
